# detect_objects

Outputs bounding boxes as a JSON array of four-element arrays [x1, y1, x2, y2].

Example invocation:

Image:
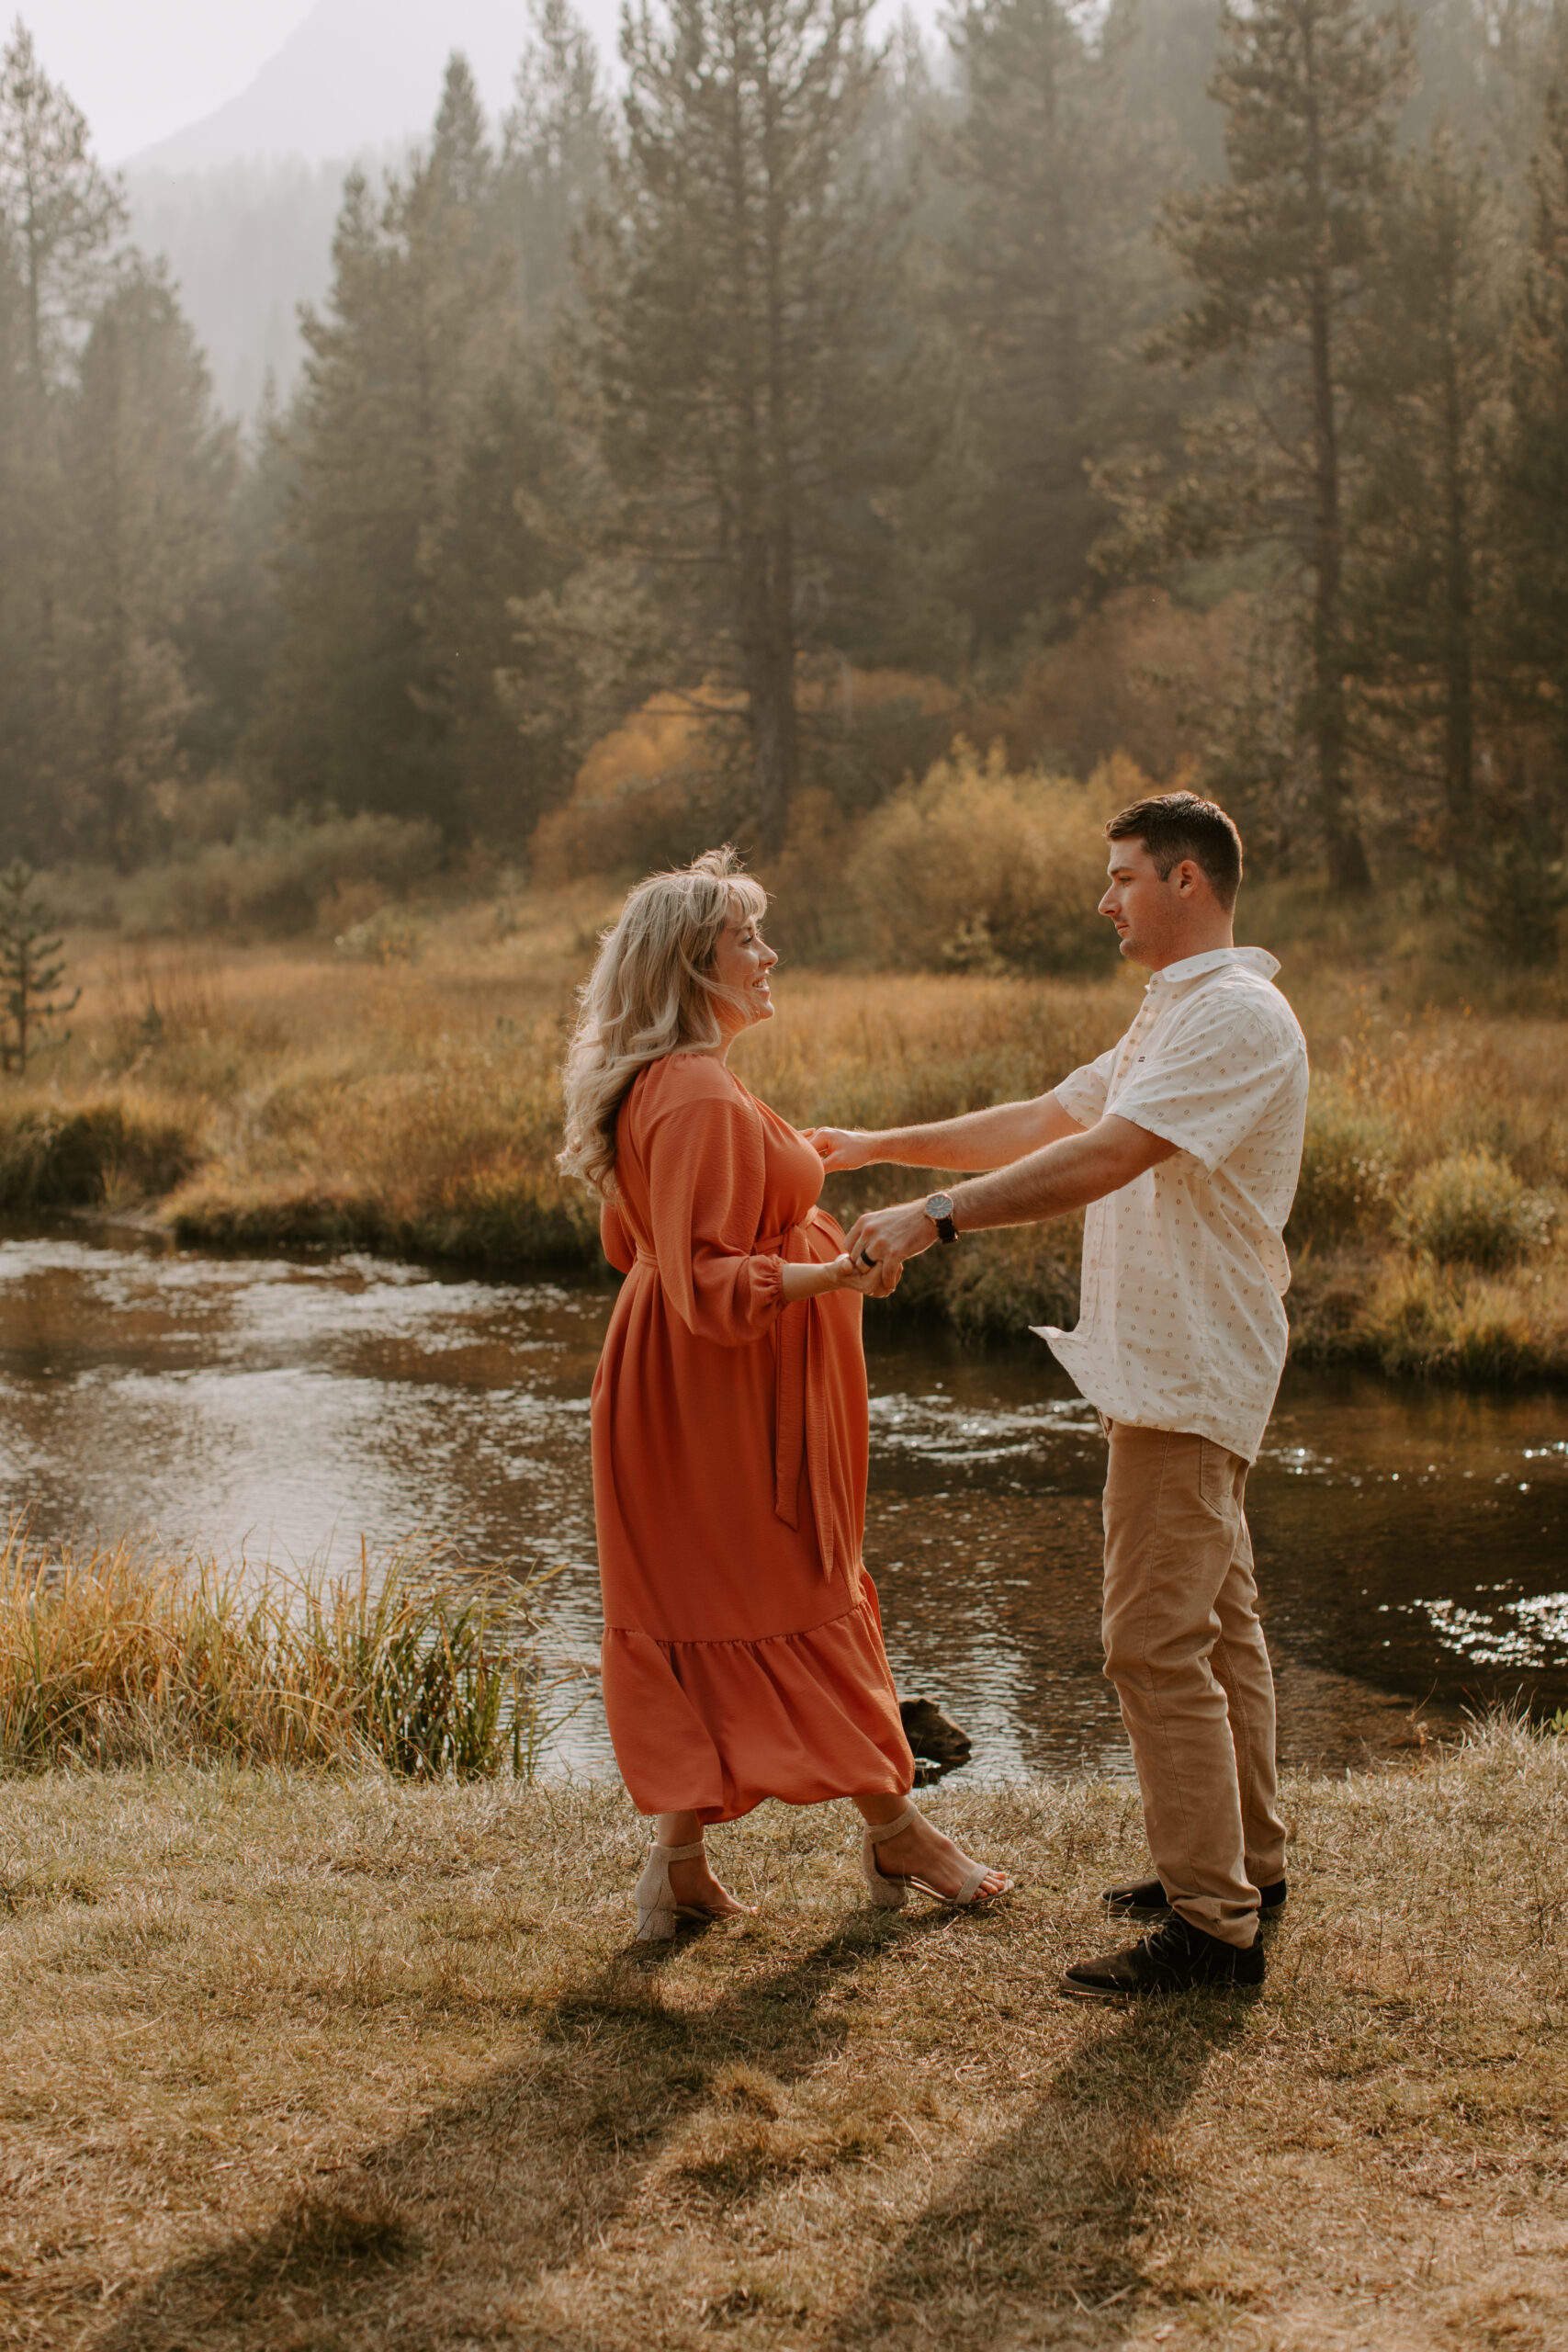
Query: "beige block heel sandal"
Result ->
[[861, 1803, 1011, 1911], [634, 1838, 753, 1941]]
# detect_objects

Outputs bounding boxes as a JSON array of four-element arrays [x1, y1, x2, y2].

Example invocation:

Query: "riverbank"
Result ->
[[2, 887, 1566, 1379], [2, 1722, 1563, 2350]]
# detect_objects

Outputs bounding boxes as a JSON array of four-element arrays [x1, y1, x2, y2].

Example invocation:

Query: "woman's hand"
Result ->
[[840, 1250, 903, 1299], [779, 1252, 903, 1303], [803, 1125, 875, 1172]]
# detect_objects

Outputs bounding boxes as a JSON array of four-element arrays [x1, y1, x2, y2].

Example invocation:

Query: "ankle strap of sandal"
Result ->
[[653, 1839, 705, 1861], [864, 1804, 921, 1848]]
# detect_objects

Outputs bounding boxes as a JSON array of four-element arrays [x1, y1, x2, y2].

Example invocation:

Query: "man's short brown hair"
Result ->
[[1106, 791, 1244, 911]]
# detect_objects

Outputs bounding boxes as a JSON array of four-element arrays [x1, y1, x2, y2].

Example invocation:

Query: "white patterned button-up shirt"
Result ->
[[1037, 947, 1309, 1463]]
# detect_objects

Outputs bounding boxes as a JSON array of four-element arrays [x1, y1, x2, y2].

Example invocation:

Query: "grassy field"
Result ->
[[1, 1720, 1564, 2351], [1, 879, 1566, 1378]]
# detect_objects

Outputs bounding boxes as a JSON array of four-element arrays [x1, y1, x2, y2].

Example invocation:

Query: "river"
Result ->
[[3, 1222, 1566, 1781]]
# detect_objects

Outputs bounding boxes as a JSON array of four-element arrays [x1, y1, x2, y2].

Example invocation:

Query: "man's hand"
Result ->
[[803, 1125, 875, 1172], [843, 1199, 939, 1274]]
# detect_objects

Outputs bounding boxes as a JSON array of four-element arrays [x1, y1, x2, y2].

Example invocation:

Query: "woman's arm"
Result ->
[[804, 1091, 1084, 1175], [780, 1253, 899, 1303]]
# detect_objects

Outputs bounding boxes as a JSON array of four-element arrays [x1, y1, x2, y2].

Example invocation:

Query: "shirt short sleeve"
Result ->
[[1111, 1000, 1303, 1172], [1055, 1045, 1118, 1128]]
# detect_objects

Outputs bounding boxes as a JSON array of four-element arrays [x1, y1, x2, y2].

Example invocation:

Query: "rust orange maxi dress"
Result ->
[[591, 1050, 915, 1823]]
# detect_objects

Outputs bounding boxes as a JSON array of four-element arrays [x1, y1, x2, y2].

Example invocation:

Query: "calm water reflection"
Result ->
[[3, 1221, 1566, 1781]]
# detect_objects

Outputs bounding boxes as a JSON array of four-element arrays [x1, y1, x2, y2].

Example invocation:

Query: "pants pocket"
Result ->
[[1197, 1437, 1233, 1518]]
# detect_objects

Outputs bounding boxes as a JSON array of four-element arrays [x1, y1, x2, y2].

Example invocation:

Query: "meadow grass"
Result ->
[[0, 1718, 1564, 2349], [0, 1525, 558, 1779], [3, 884, 1566, 1377]]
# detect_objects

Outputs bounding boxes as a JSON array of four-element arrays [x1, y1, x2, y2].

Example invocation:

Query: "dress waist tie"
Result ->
[[632, 1220, 840, 1581]]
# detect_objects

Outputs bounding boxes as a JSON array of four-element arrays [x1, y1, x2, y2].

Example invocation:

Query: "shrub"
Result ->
[[118, 810, 443, 938], [530, 690, 747, 884], [335, 905, 425, 963], [1287, 1091, 1400, 1242], [0, 1098, 201, 1208], [967, 586, 1250, 784], [852, 743, 1134, 975], [1394, 1148, 1557, 1269], [531, 670, 964, 886]]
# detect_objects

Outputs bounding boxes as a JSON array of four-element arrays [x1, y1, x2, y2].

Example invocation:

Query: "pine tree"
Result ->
[[0, 25, 125, 853], [1111, 0, 1226, 181], [419, 368, 582, 844], [574, 0, 931, 848], [1151, 0, 1416, 890], [264, 58, 518, 826], [0, 862, 78, 1075], [1345, 129, 1510, 851], [502, 0, 612, 334], [56, 262, 239, 863], [939, 0, 1145, 649], [0, 217, 43, 855], [0, 23, 123, 397], [1504, 75, 1568, 773]]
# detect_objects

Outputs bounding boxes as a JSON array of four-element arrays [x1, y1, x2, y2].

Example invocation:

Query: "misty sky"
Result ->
[[22, 2, 320, 161], [21, 0, 944, 170]]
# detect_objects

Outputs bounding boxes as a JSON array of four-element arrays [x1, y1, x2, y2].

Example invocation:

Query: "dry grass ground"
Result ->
[[3, 887, 1567, 1374], [2, 1724, 1566, 2352]]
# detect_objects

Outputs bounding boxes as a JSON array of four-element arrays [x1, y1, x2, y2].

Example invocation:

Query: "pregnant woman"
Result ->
[[559, 848, 1010, 1939]]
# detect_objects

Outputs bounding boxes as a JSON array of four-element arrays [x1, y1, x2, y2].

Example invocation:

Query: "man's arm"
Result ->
[[844, 1115, 1177, 1268], [806, 1091, 1085, 1175]]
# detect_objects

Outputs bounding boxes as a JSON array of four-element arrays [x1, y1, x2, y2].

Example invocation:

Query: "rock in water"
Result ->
[[898, 1696, 973, 1769]]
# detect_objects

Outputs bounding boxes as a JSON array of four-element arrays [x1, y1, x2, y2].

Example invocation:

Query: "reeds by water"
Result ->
[[0, 1526, 559, 1778]]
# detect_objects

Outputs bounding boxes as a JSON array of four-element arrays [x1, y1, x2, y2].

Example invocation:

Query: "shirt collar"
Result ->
[[1145, 945, 1280, 991]]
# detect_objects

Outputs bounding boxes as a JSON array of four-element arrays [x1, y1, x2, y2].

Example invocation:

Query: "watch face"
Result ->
[[927, 1193, 954, 1220]]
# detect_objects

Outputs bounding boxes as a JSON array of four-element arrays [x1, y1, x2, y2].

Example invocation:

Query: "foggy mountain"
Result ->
[[120, 0, 622, 416], [128, 0, 621, 172]]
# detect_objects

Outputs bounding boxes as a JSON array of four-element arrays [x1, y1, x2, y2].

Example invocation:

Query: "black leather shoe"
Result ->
[[1103, 1873, 1287, 1917], [1062, 1913, 1266, 2000]]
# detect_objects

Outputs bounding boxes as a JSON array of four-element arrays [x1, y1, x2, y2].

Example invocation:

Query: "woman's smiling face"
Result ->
[[710, 907, 779, 1035]]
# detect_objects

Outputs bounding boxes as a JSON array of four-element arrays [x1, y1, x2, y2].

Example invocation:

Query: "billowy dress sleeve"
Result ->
[[642, 1091, 788, 1345], [600, 1200, 636, 1273]]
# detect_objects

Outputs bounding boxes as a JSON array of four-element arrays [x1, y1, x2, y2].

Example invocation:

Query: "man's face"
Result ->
[[1099, 837, 1192, 967]]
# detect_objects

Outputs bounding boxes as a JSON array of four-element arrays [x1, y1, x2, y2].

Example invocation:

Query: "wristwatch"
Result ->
[[925, 1192, 959, 1245]]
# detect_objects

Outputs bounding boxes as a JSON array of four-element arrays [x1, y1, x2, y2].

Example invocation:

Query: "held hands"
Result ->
[[828, 1250, 903, 1299], [843, 1201, 939, 1281]]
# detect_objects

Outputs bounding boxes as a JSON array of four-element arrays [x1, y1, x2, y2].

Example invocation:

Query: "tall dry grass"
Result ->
[[0, 1524, 558, 1778], [4, 880, 1567, 1374]]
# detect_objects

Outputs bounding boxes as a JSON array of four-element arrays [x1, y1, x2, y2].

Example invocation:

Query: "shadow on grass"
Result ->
[[830, 1993, 1253, 2347], [91, 1918, 1249, 2351], [89, 1912, 908, 2351]]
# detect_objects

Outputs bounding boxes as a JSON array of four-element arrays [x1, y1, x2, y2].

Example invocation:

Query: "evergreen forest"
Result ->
[[4, 0, 1568, 929]]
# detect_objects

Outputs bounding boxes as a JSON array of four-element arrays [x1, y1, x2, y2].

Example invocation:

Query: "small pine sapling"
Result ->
[[0, 863, 81, 1076]]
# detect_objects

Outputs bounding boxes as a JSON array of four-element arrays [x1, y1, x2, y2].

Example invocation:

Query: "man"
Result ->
[[812, 791, 1309, 1997]]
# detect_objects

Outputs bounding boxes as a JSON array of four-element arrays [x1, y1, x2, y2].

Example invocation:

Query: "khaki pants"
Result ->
[[1101, 1420, 1287, 1950]]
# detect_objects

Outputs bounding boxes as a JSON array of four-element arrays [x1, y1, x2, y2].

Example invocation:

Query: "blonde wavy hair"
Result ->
[[558, 846, 770, 1196]]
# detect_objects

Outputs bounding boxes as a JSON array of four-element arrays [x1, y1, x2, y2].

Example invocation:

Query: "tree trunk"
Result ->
[[1303, 27, 1371, 893], [1439, 307, 1472, 850], [747, 605, 799, 852], [734, 22, 800, 854]]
